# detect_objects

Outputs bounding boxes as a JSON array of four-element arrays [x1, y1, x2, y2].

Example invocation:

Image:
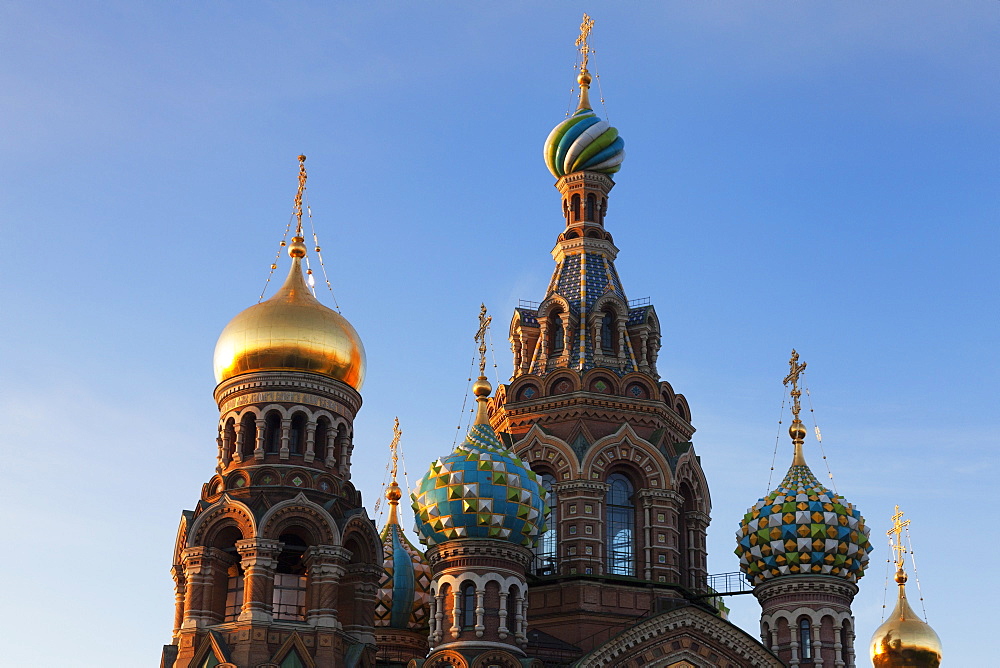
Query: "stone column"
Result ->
[[233, 421, 244, 463], [180, 546, 229, 629], [254, 417, 266, 461], [279, 417, 291, 460], [498, 590, 509, 639], [304, 545, 349, 629], [236, 538, 281, 623], [474, 588, 486, 637], [304, 420, 317, 463], [171, 565, 187, 637]]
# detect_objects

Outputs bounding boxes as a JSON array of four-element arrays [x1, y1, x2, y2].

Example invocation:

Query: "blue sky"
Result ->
[[1, 3, 996, 665]]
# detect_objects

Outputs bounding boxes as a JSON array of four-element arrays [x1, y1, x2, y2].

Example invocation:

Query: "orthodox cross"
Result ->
[[293, 154, 307, 236], [887, 505, 911, 570], [783, 349, 807, 419], [474, 303, 492, 377], [576, 13, 595, 72], [389, 416, 401, 484]]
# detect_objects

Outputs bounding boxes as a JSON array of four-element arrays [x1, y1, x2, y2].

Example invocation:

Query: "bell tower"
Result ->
[[162, 157, 382, 668], [489, 16, 712, 660]]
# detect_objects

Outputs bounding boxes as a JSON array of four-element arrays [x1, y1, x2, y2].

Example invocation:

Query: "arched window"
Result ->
[[273, 533, 308, 621], [799, 617, 813, 660], [224, 418, 237, 461], [315, 418, 330, 462], [264, 412, 282, 454], [288, 413, 307, 455], [600, 311, 615, 354], [571, 194, 581, 221], [840, 621, 851, 662], [239, 413, 257, 457], [550, 314, 565, 353], [507, 585, 519, 631], [461, 582, 476, 628], [585, 193, 596, 221], [606, 474, 635, 576], [533, 474, 557, 575]]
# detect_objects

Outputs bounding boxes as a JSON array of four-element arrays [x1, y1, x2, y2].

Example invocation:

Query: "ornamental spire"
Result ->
[[575, 13, 595, 110], [385, 417, 403, 525], [293, 154, 307, 238], [888, 504, 911, 582], [783, 349, 808, 465], [472, 304, 493, 425]]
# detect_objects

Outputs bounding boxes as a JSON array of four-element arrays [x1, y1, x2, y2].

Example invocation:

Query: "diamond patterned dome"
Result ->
[[412, 423, 547, 548], [736, 462, 871, 585]]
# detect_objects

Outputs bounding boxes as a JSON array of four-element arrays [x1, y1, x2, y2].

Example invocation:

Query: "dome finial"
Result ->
[[385, 417, 404, 525], [783, 349, 808, 465], [575, 13, 595, 110], [472, 303, 493, 425]]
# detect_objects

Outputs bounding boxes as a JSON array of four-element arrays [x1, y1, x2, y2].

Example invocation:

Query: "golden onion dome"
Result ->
[[870, 569, 942, 667], [213, 239, 366, 388]]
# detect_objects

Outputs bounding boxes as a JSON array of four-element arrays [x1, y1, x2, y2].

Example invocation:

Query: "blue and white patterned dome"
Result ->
[[411, 421, 547, 548]]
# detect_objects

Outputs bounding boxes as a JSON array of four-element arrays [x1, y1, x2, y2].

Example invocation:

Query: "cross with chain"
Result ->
[[887, 505, 910, 569], [293, 154, 307, 236], [576, 14, 595, 72], [474, 303, 492, 377], [783, 349, 807, 419]]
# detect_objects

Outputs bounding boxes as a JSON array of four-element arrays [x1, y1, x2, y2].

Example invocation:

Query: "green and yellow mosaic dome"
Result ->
[[736, 462, 871, 585], [543, 107, 625, 178], [412, 423, 547, 548]]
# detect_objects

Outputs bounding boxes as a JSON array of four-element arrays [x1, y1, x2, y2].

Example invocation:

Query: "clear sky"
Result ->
[[1, 3, 996, 665]]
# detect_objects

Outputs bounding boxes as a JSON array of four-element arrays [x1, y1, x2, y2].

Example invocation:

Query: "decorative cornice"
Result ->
[[754, 574, 859, 606], [214, 370, 362, 415]]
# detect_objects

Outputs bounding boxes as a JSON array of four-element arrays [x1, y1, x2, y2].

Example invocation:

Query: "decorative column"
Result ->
[[279, 417, 291, 460], [304, 545, 349, 628], [180, 546, 229, 628], [171, 565, 187, 637], [236, 538, 281, 623], [304, 420, 317, 463], [253, 417, 265, 461]]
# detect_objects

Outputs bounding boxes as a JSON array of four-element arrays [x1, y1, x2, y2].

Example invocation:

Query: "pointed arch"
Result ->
[[258, 493, 342, 546]]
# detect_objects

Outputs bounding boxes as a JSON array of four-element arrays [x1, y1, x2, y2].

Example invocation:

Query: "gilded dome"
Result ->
[[411, 381, 547, 548], [870, 570, 942, 667], [213, 241, 366, 388], [375, 482, 432, 631], [735, 459, 871, 585], [543, 107, 625, 178]]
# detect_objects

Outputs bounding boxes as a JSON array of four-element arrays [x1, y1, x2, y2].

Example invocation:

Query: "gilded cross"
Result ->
[[293, 154, 307, 236], [474, 303, 492, 377], [887, 505, 910, 569], [576, 14, 595, 72], [783, 349, 807, 419], [389, 417, 401, 483]]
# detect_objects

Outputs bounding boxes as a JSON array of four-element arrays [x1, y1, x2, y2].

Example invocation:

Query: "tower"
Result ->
[[374, 420, 432, 667], [163, 157, 383, 668], [736, 351, 872, 667], [410, 307, 548, 668], [869, 507, 942, 667], [489, 15, 712, 658]]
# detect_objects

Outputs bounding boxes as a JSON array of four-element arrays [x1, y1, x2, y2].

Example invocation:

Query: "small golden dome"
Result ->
[[386, 481, 402, 503], [870, 572, 942, 667], [213, 253, 366, 388]]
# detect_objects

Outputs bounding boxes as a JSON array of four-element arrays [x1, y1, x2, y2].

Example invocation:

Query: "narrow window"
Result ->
[[800, 618, 813, 659], [606, 474, 635, 576], [532, 474, 558, 575], [461, 582, 476, 628], [273, 533, 308, 621], [551, 315, 565, 353], [289, 413, 306, 455], [507, 585, 519, 630], [240, 414, 257, 455], [585, 193, 596, 221], [601, 312, 614, 354], [571, 194, 581, 221], [265, 412, 281, 453], [224, 564, 244, 622]]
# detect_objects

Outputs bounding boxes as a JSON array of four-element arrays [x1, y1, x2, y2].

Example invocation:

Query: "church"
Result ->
[[159, 17, 941, 668]]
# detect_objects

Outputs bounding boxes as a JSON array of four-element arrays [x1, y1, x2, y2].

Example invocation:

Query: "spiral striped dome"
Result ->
[[735, 462, 871, 585], [543, 107, 625, 178]]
